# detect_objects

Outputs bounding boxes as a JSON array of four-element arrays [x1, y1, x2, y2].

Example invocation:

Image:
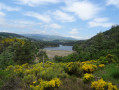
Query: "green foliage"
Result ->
[[66, 62, 83, 76], [0, 70, 13, 88], [13, 41, 35, 64], [98, 56, 108, 64], [94, 64, 119, 88], [111, 67, 119, 79], [22, 74, 36, 85], [98, 54, 119, 64], [54, 53, 80, 62], [73, 25, 119, 61]]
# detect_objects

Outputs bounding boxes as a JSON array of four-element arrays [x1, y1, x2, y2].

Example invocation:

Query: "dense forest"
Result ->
[[0, 26, 119, 90]]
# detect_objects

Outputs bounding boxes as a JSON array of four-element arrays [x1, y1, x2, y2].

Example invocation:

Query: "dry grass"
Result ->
[[44, 50, 75, 59], [55, 78, 92, 90]]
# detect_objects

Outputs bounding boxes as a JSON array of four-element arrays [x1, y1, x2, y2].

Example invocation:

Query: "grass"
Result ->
[[54, 78, 92, 90], [94, 63, 119, 88]]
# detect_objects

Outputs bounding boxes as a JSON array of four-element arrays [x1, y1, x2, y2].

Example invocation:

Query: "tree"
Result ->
[[13, 41, 35, 64]]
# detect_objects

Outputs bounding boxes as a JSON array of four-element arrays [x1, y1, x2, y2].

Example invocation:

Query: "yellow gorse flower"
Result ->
[[91, 79, 118, 90], [99, 64, 105, 68], [83, 73, 94, 82], [82, 64, 97, 72]]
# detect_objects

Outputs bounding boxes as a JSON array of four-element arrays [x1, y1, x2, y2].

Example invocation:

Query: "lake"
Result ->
[[44, 45, 73, 51]]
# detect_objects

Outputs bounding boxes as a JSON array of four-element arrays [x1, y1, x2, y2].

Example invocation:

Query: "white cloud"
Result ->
[[89, 18, 114, 27], [43, 23, 62, 30], [0, 12, 5, 16], [50, 24, 62, 29], [106, 0, 119, 8], [69, 28, 79, 34], [25, 12, 51, 23], [0, 3, 20, 11], [0, 19, 41, 29], [53, 10, 75, 22], [15, 0, 61, 7], [63, 1, 101, 20], [66, 35, 90, 40]]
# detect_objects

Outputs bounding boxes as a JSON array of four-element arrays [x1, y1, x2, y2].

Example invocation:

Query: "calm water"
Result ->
[[44, 45, 73, 51]]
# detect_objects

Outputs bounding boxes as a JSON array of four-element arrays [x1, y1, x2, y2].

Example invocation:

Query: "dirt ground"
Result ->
[[44, 50, 75, 59]]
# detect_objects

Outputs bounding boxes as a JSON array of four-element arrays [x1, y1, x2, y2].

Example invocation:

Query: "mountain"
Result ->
[[73, 25, 119, 60], [22, 34, 76, 41], [0, 32, 25, 39]]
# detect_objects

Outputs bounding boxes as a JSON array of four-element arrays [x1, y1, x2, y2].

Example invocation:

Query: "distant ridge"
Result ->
[[22, 34, 76, 41], [0, 32, 25, 38]]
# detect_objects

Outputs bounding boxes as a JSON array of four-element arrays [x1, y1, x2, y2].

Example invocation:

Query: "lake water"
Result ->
[[44, 45, 73, 51]]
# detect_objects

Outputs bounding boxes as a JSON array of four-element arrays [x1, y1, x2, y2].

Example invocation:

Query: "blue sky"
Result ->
[[0, 0, 119, 39]]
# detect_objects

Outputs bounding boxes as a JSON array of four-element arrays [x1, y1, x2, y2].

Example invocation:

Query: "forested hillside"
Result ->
[[73, 25, 119, 61], [0, 32, 25, 38]]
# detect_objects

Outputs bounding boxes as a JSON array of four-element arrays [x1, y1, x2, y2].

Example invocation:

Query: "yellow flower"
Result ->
[[83, 73, 94, 82], [82, 64, 97, 72], [99, 64, 105, 68]]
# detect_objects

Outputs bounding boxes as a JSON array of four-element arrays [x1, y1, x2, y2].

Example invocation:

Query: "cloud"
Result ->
[[15, 0, 61, 7], [69, 28, 79, 34], [0, 19, 41, 29], [53, 10, 75, 22], [63, 1, 101, 20], [0, 12, 5, 16], [88, 18, 114, 27], [0, 3, 20, 11], [106, 0, 119, 8], [66, 35, 90, 40], [43, 23, 62, 30], [50, 24, 62, 29], [25, 12, 51, 23]]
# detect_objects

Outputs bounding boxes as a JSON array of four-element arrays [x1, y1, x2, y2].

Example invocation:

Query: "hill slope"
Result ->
[[0, 32, 25, 38], [22, 34, 76, 41], [73, 25, 119, 60]]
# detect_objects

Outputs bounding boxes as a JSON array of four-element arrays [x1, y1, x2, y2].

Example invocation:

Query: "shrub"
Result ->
[[22, 74, 36, 85], [98, 64, 105, 68], [106, 54, 118, 63], [82, 64, 97, 73], [30, 78, 62, 90], [91, 79, 118, 90], [98, 56, 108, 64], [67, 62, 83, 76], [83, 73, 94, 83]]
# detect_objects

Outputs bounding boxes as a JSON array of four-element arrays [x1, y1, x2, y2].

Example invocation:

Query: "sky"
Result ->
[[0, 0, 119, 40]]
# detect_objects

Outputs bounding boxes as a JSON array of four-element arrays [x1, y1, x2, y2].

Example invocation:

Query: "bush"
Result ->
[[66, 62, 83, 76], [30, 78, 62, 90], [98, 54, 118, 64], [98, 56, 108, 64], [83, 73, 94, 83], [91, 79, 118, 90], [98, 64, 105, 68], [22, 74, 36, 85], [82, 64, 97, 73]]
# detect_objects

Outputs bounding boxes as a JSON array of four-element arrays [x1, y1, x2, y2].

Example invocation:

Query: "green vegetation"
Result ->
[[0, 26, 119, 90], [73, 25, 119, 61]]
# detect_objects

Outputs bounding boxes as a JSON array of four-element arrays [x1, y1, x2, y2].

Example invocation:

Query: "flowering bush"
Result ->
[[82, 64, 97, 73], [91, 79, 118, 90], [99, 64, 105, 68], [66, 62, 83, 76], [83, 73, 94, 82], [30, 78, 61, 90]]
